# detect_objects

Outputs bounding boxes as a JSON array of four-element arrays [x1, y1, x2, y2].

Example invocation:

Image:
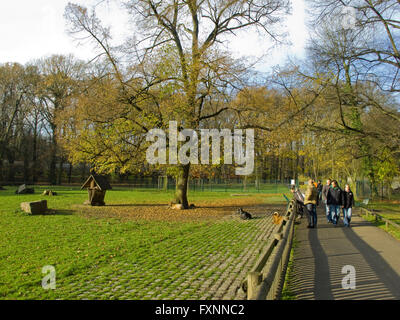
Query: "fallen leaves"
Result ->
[[73, 197, 280, 222]]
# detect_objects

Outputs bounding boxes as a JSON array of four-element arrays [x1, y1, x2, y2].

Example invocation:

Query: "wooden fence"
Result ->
[[242, 199, 297, 300], [359, 207, 400, 231]]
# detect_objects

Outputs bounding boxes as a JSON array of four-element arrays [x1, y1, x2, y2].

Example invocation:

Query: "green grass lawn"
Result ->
[[280, 236, 299, 301], [0, 186, 286, 300]]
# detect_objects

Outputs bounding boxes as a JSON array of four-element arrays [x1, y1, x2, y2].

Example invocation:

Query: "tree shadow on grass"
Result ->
[[47, 210, 74, 216], [105, 204, 168, 207]]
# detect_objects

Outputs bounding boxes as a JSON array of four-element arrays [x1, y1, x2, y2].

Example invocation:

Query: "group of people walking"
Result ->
[[291, 178, 355, 229]]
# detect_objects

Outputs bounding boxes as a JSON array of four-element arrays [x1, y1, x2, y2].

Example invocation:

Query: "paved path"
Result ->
[[288, 205, 400, 300]]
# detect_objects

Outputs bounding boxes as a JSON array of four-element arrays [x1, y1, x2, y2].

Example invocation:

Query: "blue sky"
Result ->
[[0, 0, 308, 71]]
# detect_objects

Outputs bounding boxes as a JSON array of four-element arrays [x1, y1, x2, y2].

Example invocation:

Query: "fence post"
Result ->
[[247, 272, 262, 300]]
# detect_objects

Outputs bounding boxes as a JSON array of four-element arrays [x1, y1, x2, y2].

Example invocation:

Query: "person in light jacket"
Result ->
[[304, 179, 318, 228], [341, 184, 355, 227]]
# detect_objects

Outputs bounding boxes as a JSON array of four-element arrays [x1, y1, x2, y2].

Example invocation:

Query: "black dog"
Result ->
[[237, 208, 252, 220]]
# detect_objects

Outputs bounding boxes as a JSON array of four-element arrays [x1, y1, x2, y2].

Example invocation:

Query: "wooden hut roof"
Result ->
[[81, 174, 112, 190]]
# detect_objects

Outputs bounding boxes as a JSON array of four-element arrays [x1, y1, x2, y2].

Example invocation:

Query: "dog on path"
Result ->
[[237, 208, 252, 220], [273, 212, 284, 225]]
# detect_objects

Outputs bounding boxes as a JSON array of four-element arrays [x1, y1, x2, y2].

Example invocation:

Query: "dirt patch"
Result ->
[[73, 197, 286, 222]]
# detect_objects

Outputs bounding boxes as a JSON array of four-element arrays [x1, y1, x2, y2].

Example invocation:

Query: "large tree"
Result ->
[[307, 0, 400, 93], [0, 63, 34, 184], [64, 0, 290, 208], [272, 4, 400, 195], [34, 54, 86, 185]]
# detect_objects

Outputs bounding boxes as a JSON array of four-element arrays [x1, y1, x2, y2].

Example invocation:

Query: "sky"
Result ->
[[0, 0, 308, 71]]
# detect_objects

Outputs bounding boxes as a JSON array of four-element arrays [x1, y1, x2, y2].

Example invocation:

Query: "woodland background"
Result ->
[[1, 0, 399, 201]]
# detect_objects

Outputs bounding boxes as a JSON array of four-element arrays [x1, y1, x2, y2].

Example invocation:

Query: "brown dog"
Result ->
[[273, 212, 284, 225]]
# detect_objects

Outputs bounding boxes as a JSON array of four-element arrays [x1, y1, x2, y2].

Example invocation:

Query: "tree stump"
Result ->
[[20, 200, 48, 215], [42, 190, 57, 196]]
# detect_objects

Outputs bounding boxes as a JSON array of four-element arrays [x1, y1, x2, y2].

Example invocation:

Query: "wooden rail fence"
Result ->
[[359, 207, 400, 232], [242, 199, 297, 300]]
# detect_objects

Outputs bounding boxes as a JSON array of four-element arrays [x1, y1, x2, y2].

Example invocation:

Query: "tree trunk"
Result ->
[[8, 160, 15, 184], [387, 181, 392, 200], [32, 126, 38, 183], [174, 164, 190, 209], [23, 135, 30, 183], [23, 151, 30, 183], [163, 175, 168, 191], [58, 157, 64, 185], [49, 155, 57, 185], [0, 154, 3, 186], [81, 163, 86, 181], [48, 130, 57, 185], [68, 162, 73, 184]]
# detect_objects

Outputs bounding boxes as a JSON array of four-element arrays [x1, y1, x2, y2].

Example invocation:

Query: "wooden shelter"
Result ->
[[81, 175, 112, 206]]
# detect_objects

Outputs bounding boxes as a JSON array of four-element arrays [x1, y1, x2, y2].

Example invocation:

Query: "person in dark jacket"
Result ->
[[290, 185, 304, 218], [316, 180, 323, 203], [341, 184, 355, 227], [321, 179, 332, 223], [327, 180, 342, 226]]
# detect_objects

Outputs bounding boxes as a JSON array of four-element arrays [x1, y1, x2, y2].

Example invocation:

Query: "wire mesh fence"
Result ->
[[5, 170, 387, 199], [355, 179, 372, 200], [158, 177, 292, 194]]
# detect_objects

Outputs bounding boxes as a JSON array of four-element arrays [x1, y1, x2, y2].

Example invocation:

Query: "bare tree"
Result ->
[[278, 9, 400, 195], [0, 63, 33, 184], [64, 0, 290, 208], [307, 0, 400, 93], [34, 54, 86, 185]]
